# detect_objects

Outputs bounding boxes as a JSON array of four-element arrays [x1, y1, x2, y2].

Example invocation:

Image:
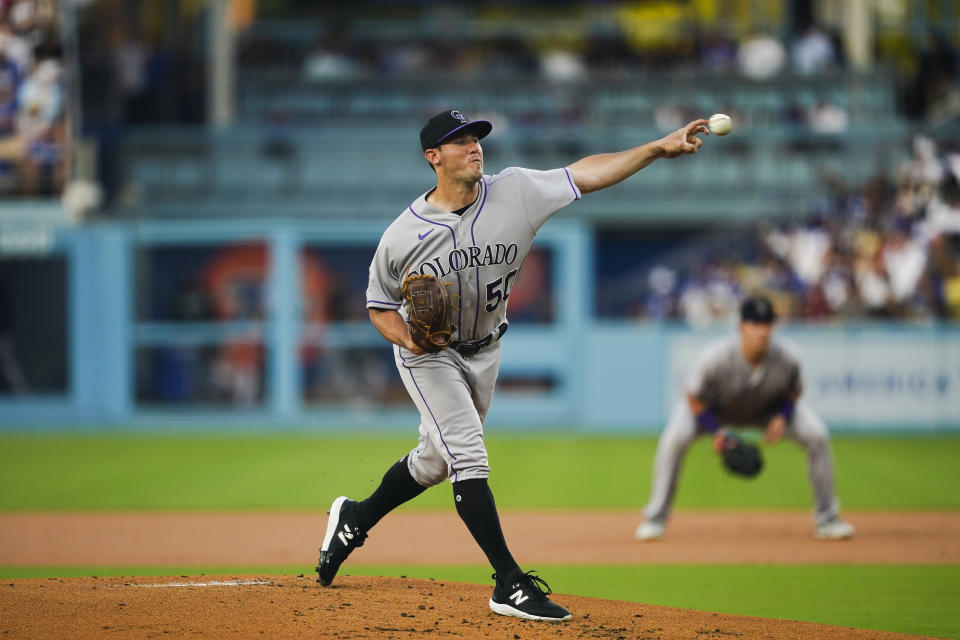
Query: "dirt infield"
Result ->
[[1, 510, 958, 566], [1, 510, 956, 639], [0, 574, 938, 640]]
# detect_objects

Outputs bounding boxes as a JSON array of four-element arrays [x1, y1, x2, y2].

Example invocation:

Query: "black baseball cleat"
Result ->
[[488, 570, 571, 621], [315, 496, 367, 587]]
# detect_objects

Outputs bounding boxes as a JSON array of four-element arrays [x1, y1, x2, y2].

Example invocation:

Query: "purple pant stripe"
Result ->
[[397, 345, 458, 480]]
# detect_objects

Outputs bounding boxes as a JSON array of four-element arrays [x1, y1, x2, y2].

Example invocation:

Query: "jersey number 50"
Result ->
[[485, 268, 520, 312]]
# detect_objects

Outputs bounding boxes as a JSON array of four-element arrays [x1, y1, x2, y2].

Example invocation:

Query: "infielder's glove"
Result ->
[[401, 273, 454, 353], [719, 431, 763, 478]]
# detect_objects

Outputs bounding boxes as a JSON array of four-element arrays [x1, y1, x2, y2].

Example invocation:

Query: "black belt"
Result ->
[[452, 322, 509, 358]]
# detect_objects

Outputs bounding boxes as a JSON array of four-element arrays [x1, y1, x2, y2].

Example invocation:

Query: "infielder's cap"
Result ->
[[740, 296, 776, 324], [420, 109, 492, 150]]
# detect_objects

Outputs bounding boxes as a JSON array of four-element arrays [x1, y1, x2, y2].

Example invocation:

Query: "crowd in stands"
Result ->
[[240, 15, 953, 121], [241, 21, 848, 83], [0, 0, 66, 197], [235, 15, 956, 136], [632, 136, 960, 324]]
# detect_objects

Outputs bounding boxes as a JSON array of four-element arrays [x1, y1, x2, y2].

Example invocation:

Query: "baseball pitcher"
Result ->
[[635, 296, 856, 542], [317, 109, 709, 621]]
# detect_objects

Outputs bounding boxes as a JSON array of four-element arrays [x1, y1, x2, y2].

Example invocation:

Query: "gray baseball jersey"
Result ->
[[367, 167, 580, 339], [367, 167, 580, 485], [643, 334, 840, 526], [686, 335, 802, 425]]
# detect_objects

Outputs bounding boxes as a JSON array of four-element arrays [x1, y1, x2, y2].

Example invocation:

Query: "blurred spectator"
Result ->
[[817, 248, 857, 315], [790, 24, 838, 75], [7, 0, 54, 47], [0, 21, 32, 73], [643, 265, 678, 320], [0, 0, 65, 196], [737, 30, 786, 80], [0, 47, 20, 189], [924, 188, 960, 236], [0, 48, 18, 128], [699, 31, 737, 73], [611, 134, 960, 325], [17, 56, 60, 121], [882, 220, 926, 305], [302, 28, 360, 81], [783, 219, 831, 286], [678, 260, 740, 327], [896, 136, 945, 219], [807, 100, 848, 134], [15, 56, 64, 194], [539, 48, 587, 83]]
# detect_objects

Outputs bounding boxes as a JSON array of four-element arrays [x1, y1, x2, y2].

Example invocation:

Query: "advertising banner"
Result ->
[[667, 328, 960, 430]]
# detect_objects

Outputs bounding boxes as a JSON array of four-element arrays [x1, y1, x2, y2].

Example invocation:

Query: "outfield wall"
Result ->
[[0, 220, 957, 432], [579, 324, 960, 431]]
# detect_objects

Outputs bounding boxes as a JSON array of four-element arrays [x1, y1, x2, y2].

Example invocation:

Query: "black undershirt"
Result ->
[[425, 188, 477, 216]]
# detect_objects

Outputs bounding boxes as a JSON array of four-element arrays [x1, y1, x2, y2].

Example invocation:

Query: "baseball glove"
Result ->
[[719, 431, 763, 478], [401, 273, 453, 353]]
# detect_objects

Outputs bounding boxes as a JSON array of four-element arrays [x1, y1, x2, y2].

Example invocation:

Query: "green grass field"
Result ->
[[2, 432, 958, 511], [1, 432, 958, 638]]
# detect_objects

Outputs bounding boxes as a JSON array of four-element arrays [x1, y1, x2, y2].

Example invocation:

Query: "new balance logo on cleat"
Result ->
[[488, 570, 571, 622], [336, 523, 354, 546], [316, 496, 367, 587]]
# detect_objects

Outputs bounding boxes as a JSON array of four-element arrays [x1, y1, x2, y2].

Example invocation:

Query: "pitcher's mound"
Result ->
[[0, 574, 929, 639]]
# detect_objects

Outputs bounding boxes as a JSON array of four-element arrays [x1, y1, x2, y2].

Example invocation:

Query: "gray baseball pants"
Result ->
[[642, 400, 841, 525], [393, 341, 502, 486]]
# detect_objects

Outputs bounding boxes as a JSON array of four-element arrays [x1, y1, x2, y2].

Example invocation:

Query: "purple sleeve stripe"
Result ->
[[696, 411, 721, 433], [367, 300, 401, 307], [777, 399, 796, 421], [563, 167, 581, 200]]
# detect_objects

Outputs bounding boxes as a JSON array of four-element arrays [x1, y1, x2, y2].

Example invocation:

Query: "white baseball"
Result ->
[[708, 113, 732, 136]]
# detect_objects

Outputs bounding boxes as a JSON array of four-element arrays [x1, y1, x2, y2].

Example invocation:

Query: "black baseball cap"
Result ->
[[420, 109, 492, 151], [740, 296, 777, 324]]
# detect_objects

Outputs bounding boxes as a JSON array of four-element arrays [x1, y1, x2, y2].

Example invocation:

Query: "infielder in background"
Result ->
[[635, 295, 856, 542], [316, 109, 709, 621]]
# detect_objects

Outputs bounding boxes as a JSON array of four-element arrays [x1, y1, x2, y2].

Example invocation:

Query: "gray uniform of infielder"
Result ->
[[366, 167, 579, 485], [317, 108, 711, 621], [637, 298, 855, 541]]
